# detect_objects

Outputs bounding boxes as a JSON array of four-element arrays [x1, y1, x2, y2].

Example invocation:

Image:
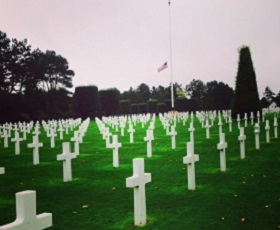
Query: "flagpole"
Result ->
[[168, 0, 174, 109]]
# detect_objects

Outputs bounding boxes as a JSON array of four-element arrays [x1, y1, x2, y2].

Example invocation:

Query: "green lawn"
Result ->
[[0, 115, 279, 229]]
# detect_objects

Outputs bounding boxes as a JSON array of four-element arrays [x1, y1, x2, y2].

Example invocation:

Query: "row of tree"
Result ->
[[0, 30, 74, 122], [73, 80, 235, 119], [0, 30, 276, 121]]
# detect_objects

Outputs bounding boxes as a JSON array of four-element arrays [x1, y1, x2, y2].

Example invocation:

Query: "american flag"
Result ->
[[157, 62, 168, 72]]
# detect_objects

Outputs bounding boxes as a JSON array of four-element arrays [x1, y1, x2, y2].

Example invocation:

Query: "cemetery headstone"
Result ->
[[0, 190, 52, 230], [265, 120, 270, 143], [126, 158, 151, 226], [11, 131, 23, 155], [107, 135, 122, 167], [57, 142, 77, 182], [254, 123, 260, 150], [238, 127, 246, 159], [27, 136, 43, 165], [217, 133, 227, 172], [183, 142, 199, 190]]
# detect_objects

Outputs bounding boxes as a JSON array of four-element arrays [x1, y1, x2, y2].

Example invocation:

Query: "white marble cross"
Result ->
[[250, 112, 254, 125], [127, 124, 135, 143], [217, 133, 227, 172], [104, 128, 112, 148], [218, 116, 223, 134], [238, 127, 246, 159], [205, 119, 211, 139], [144, 129, 153, 158], [71, 131, 80, 155], [57, 142, 77, 182], [273, 117, 278, 138], [0, 190, 52, 229], [168, 125, 177, 149], [228, 116, 232, 132], [107, 135, 122, 167], [188, 122, 195, 142], [27, 135, 43, 165], [2, 129, 9, 148], [244, 113, 248, 127], [126, 158, 151, 226], [48, 129, 57, 148], [57, 125, 64, 140], [254, 123, 260, 150], [11, 131, 23, 155], [237, 114, 241, 129], [265, 120, 270, 143], [183, 142, 199, 190]]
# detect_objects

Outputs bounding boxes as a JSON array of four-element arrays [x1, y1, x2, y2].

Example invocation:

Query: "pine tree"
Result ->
[[232, 46, 261, 118]]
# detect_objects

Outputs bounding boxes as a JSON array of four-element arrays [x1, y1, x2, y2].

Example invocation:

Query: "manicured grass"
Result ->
[[0, 115, 279, 229]]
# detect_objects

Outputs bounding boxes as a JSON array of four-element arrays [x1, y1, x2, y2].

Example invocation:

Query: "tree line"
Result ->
[[0, 31, 276, 122]]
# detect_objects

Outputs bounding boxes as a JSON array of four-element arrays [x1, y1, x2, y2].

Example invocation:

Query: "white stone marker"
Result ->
[[265, 120, 270, 143], [71, 131, 80, 155], [205, 119, 211, 139], [217, 133, 228, 172], [0, 167, 5, 174], [128, 124, 135, 143], [237, 114, 241, 129], [107, 135, 122, 167], [183, 142, 199, 190], [228, 116, 232, 132], [188, 122, 195, 142], [57, 125, 64, 140], [27, 135, 43, 165], [2, 129, 9, 148], [254, 123, 260, 150], [0, 190, 52, 230], [48, 129, 57, 148], [57, 142, 76, 182], [244, 113, 248, 127], [273, 117, 278, 138], [218, 116, 223, 134], [250, 112, 254, 125], [144, 129, 153, 158], [168, 125, 177, 149], [11, 131, 23, 155], [238, 127, 246, 159], [126, 158, 151, 226]]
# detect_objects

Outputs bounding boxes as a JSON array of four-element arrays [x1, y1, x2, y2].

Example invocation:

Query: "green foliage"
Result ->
[[119, 100, 131, 115], [232, 46, 261, 118], [175, 98, 188, 111], [99, 88, 120, 116], [0, 92, 28, 122], [131, 103, 139, 114], [147, 99, 158, 113], [165, 99, 172, 111], [74, 86, 100, 119], [157, 103, 167, 113], [206, 81, 234, 110], [138, 103, 147, 113]]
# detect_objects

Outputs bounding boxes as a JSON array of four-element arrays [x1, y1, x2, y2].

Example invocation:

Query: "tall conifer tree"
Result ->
[[232, 46, 261, 118]]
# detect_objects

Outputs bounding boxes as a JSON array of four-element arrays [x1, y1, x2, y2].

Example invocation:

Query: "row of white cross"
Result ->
[[0, 109, 279, 228], [0, 118, 90, 229]]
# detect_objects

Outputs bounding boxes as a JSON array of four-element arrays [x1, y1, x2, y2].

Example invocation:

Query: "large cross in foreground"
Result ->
[[0, 190, 52, 229], [126, 158, 151, 226]]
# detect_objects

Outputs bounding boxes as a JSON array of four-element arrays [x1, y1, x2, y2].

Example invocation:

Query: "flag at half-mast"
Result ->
[[157, 62, 168, 72]]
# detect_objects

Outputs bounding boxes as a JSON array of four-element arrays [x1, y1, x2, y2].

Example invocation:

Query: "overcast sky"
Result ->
[[1, 0, 280, 96]]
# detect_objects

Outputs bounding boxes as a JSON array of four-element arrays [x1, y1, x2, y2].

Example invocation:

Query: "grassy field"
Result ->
[[0, 114, 279, 229]]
